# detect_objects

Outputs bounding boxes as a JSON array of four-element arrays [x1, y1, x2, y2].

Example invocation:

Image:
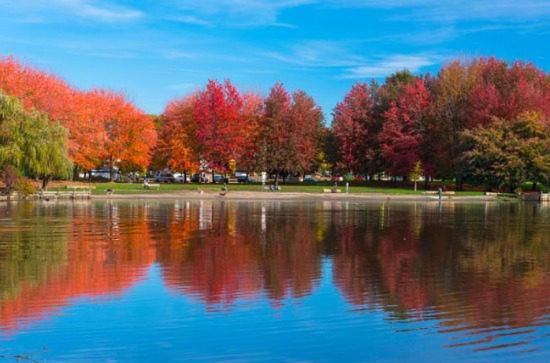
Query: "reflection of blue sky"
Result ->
[[1, 262, 513, 363], [0, 1, 548, 116]]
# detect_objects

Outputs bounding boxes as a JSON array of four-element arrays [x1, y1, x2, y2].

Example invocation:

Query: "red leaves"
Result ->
[[379, 79, 430, 176], [259, 83, 323, 175], [194, 80, 248, 172], [332, 83, 374, 174]]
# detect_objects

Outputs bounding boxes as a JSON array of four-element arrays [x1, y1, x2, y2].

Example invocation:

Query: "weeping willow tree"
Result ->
[[0, 91, 72, 189]]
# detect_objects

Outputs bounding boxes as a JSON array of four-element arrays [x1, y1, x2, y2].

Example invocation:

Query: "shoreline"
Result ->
[[90, 190, 499, 202]]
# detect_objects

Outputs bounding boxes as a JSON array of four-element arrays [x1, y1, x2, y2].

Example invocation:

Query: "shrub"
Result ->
[[15, 179, 36, 198], [1, 165, 20, 194]]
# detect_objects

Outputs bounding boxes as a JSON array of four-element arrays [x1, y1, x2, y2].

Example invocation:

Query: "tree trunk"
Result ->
[[211, 169, 215, 184], [455, 175, 464, 191], [42, 176, 50, 190], [109, 158, 115, 182], [414, 181, 417, 191], [532, 181, 537, 191], [183, 171, 187, 184]]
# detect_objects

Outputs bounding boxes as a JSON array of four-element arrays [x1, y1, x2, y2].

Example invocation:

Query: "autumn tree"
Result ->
[[194, 80, 249, 178], [258, 83, 292, 181], [429, 58, 550, 187], [288, 90, 323, 174], [155, 95, 200, 180], [332, 83, 375, 175], [0, 57, 99, 174], [87, 91, 156, 179], [409, 161, 423, 191], [259, 83, 323, 182], [237, 92, 263, 174], [378, 78, 431, 178], [461, 112, 549, 192]]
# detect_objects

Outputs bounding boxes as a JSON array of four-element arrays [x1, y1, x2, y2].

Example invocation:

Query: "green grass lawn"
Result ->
[[55, 182, 484, 196]]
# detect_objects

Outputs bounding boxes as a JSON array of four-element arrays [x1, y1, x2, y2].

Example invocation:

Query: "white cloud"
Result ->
[[326, 0, 550, 22], [264, 40, 365, 67], [342, 55, 436, 78], [168, 15, 212, 27], [170, 0, 314, 27], [0, 0, 143, 22]]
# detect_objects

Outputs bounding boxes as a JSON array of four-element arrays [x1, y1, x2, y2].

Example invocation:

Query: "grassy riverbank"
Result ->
[[53, 182, 484, 196]]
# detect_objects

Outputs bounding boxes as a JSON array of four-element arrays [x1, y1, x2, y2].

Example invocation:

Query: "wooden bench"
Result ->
[[66, 185, 96, 190], [39, 190, 91, 200], [227, 178, 239, 184]]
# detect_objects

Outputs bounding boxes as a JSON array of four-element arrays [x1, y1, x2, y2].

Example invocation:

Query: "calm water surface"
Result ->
[[0, 200, 548, 362]]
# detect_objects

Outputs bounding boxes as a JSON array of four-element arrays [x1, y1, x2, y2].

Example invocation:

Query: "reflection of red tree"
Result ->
[[158, 202, 323, 308], [332, 203, 550, 339], [376, 227, 429, 313], [0, 204, 155, 332], [158, 203, 263, 307]]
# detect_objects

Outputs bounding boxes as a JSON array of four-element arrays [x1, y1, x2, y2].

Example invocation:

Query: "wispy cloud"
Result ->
[[0, 0, 143, 22], [263, 40, 438, 79], [263, 40, 365, 68], [169, 0, 314, 27], [342, 55, 437, 79], [167, 15, 212, 27], [326, 0, 550, 22]]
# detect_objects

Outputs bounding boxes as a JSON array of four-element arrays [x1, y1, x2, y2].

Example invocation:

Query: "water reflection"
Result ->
[[0, 200, 548, 359]]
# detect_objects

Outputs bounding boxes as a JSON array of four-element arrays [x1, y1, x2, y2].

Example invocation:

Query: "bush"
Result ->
[[15, 179, 36, 198], [1, 165, 20, 194]]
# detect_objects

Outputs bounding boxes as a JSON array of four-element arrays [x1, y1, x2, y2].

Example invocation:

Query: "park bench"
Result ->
[[323, 188, 341, 193], [227, 178, 239, 184], [263, 185, 281, 191], [66, 185, 96, 190], [39, 190, 91, 200]]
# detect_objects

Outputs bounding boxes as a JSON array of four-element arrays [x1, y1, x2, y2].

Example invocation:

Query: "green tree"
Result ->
[[461, 112, 549, 192], [0, 92, 72, 189]]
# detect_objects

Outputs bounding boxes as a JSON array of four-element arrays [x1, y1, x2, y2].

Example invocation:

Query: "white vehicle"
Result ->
[[173, 173, 190, 183]]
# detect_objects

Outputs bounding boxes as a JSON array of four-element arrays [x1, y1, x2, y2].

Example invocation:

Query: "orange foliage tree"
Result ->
[[0, 57, 156, 176], [155, 95, 200, 178]]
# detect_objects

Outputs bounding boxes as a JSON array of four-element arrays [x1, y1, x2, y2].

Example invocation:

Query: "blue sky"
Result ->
[[0, 1, 548, 117]]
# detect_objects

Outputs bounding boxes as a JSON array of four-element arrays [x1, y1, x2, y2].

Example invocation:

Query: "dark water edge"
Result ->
[[0, 200, 548, 362]]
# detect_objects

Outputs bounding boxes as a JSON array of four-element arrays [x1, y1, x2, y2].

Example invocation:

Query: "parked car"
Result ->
[[155, 172, 176, 183], [91, 168, 120, 181], [235, 171, 251, 183], [213, 174, 228, 184], [191, 173, 208, 183], [303, 175, 317, 184], [173, 173, 190, 183]]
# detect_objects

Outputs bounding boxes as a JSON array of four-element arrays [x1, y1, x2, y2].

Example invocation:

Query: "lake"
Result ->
[[0, 200, 548, 362]]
